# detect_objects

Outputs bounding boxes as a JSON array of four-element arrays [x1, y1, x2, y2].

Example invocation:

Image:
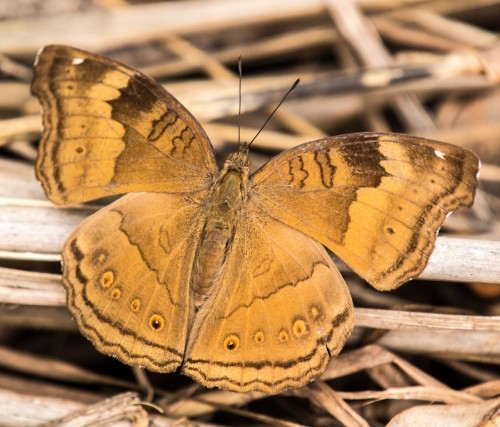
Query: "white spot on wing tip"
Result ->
[[34, 47, 45, 67], [72, 57, 85, 65], [477, 160, 482, 179], [434, 149, 446, 160]]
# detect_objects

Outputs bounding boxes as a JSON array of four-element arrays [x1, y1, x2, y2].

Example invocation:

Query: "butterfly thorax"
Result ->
[[191, 149, 250, 311]]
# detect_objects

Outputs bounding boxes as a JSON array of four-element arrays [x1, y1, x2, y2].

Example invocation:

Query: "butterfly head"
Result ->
[[223, 143, 250, 177]]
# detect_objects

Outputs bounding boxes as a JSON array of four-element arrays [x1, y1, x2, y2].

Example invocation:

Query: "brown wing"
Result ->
[[249, 133, 479, 290], [63, 191, 207, 372], [182, 213, 354, 393], [32, 45, 218, 205]]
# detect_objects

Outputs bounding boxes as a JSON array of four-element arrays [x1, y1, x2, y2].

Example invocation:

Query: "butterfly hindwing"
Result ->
[[63, 192, 207, 372], [32, 45, 218, 205], [183, 211, 354, 393], [249, 133, 479, 290]]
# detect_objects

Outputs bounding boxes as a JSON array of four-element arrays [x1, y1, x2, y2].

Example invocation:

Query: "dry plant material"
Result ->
[[387, 396, 500, 427], [45, 392, 148, 427], [0, 0, 499, 426]]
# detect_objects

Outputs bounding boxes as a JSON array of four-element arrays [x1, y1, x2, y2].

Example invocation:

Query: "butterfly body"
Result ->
[[193, 150, 250, 309], [32, 45, 479, 393]]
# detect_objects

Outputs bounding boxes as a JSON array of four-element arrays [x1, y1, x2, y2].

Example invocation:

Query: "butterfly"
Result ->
[[31, 45, 479, 394]]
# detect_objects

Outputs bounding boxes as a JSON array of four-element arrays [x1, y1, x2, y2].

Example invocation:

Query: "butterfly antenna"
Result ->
[[248, 78, 300, 147], [237, 56, 243, 149]]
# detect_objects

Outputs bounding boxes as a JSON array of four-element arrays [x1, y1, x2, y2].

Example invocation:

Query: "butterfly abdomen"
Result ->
[[192, 165, 248, 309]]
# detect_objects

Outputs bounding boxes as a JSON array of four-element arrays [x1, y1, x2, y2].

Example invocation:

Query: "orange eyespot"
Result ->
[[100, 271, 114, 288], [224, 335, 239, 351], [111, 288, 121, 299], [254, 331, 265, 343], [149, 315, 164, 331], [293, 319, 307, 338], [278, 330, 289, 343], [131, 299, 141, 312]]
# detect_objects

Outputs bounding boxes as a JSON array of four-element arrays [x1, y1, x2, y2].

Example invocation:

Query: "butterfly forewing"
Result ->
[[249, 133, 479, 290], [32, 45, 218, 205]]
